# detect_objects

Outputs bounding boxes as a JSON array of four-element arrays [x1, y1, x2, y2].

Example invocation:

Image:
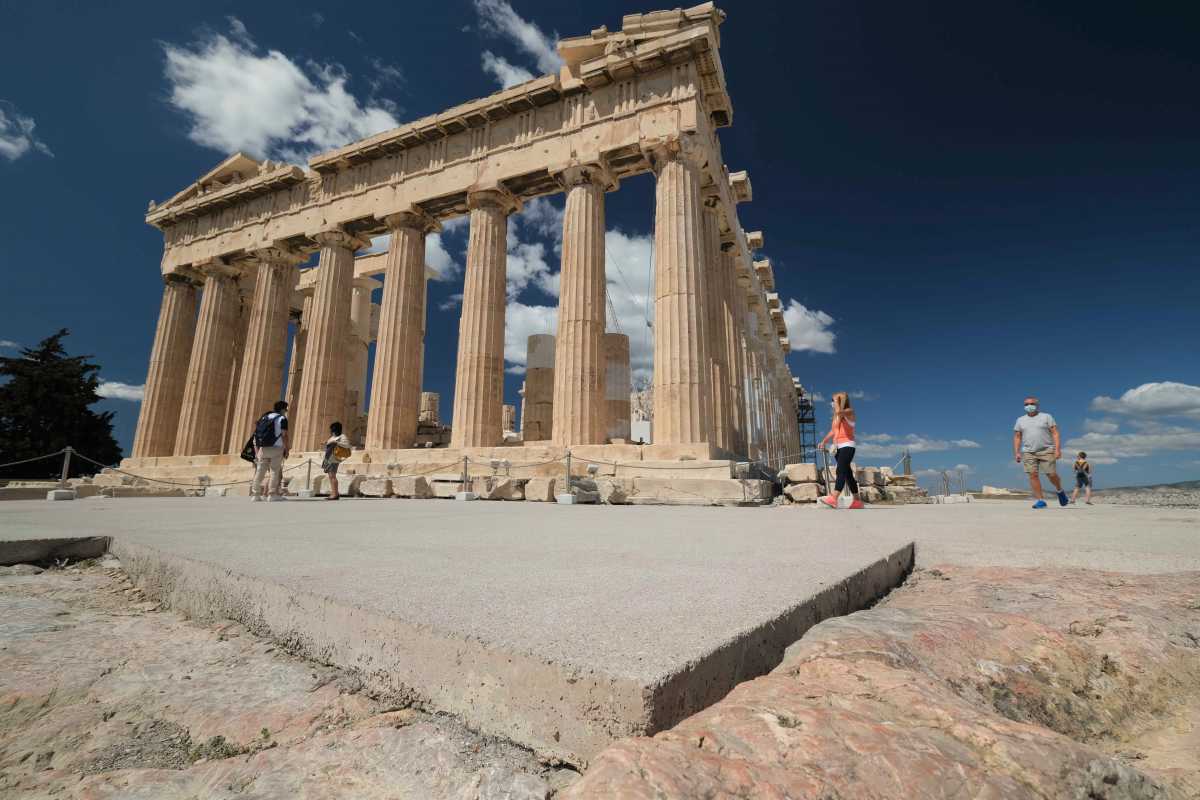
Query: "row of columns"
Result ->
[[133, 140, 800, 463]]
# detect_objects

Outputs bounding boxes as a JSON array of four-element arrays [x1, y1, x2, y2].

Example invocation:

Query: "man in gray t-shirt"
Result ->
[[1013, 395, 1067, 508]]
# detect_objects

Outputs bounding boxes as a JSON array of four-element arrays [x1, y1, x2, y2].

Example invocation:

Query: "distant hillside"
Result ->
[[1096, 479, 1200, 493]]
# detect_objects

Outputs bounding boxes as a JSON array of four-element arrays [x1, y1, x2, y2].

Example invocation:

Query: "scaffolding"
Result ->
[[793, 378, 819, 464]]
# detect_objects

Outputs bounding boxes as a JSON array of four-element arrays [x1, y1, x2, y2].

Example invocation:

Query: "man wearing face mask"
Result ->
[[1013, 396, 1068, 508]]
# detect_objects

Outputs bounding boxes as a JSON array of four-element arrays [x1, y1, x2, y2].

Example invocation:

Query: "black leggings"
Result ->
[[834, 446, 858, 494]]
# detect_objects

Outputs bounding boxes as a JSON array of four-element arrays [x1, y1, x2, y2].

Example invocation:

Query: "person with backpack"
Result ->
[[251, 401, 289, 501], [322, 421, 352, 501]]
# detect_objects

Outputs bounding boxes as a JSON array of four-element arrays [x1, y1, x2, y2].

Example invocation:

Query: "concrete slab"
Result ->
[[0, 498, 913, 764]]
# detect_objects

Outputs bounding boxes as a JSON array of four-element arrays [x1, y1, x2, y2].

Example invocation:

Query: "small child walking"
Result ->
[[1071, 451, 1093, 505], [322, 421, 352, 500]]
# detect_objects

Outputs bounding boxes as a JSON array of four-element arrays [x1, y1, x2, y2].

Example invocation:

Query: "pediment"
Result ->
[[150, 152, 267, 214]]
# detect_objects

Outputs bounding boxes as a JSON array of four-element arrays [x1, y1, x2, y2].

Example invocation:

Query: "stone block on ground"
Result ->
[[860, 485, 884, 503], [358, 478, 393, 498], [594, 478, 629, 504], [887, 474, 917, 487], [392, 476, 434, 499], [525, 477, 557, 502], [779, 463, 819, 484], [471, 477, 527, 501], [784, 482, 820, 503], [630, 477, 771, 506], [430, 480, 463, 499], [100, 486, 187, 498]]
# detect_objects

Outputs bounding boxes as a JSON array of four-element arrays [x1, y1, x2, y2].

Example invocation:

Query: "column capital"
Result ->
[[249, 243, 306, 267], [382, 208, 440, 234], [643, 133, 708, 174], [164, 271, 202, 288], [467, 186, 521, 215], [551, 161, 617, 192], [312, 227, 371, 251], [193, 258, 241, 280]]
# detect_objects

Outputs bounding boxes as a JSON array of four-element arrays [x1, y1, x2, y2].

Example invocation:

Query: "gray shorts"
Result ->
[[322, 459, 339, 475]]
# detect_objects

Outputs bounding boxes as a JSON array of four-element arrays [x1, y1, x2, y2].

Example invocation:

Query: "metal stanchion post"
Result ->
[[59, 446, 72, 489], [557, 449, 575, 505], [456, 455, 476, 501], [306, 459, 312, 491]]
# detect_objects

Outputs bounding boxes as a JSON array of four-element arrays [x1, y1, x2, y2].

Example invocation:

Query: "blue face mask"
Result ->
[[1024, 404, 1038, 413]]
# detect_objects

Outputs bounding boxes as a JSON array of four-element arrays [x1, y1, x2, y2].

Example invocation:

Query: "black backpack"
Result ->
[[253, 413, 279, 448]]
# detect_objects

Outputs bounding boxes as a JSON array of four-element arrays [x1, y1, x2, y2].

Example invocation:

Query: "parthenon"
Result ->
[[126, 3, 801, 487]]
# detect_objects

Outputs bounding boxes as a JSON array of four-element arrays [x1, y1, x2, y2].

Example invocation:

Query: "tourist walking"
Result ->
[[1013, 395, 1068, 508], [322, 421, 352, 501], [251, 401, 289, 502], [1071, 451, 1094, 505], [818, 392, 864, 510]]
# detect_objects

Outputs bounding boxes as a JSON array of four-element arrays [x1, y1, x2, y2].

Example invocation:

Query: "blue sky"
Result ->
[[2, 0, 1198, 490]]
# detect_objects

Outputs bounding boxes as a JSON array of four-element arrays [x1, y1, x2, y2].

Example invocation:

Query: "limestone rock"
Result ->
[[101, 486, 186, 498], [630, 477, 771, 506], [392, 476, 434, 499], [784, 482, 820, 503], [358, 478, 393, 498], [860, 485, 884, 503], [779, 463, 818, 484], [594, 478, 629, 505], [472, 477, 527, 501], [0, 564, 44, 576], [525, 477, 557, 502]]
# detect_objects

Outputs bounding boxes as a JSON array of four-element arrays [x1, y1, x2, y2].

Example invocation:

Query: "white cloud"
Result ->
[[438, 293, 463, 312], [1083, 418, 1120, 434], [1091, 382, 1200, 421], [359, 228, 463, 282], [162, 18, 399, 163], [604, 228, 656, 381], [474, 0, 562, 74], [915, 464, 974, 479], [856, 433, 981, 459], [0, 101, 53, 161], [481, 51, 535, 89], [1065, 426, 1200, 465], [781, 300, 835, 354], [0, 339, 20, 349], [503, 300, 558, 373], [96, 381, 144, 402]]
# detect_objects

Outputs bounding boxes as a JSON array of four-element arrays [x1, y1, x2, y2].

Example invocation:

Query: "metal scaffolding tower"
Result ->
[[793, 378, 819, 463]]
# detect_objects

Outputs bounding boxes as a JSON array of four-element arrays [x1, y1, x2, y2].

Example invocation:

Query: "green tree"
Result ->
[[0, 329, 122, 479]]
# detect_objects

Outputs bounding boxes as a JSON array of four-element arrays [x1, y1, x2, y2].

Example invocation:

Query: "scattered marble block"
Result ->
[[46, 489, 76, 501], [392, 476, 434, 499]]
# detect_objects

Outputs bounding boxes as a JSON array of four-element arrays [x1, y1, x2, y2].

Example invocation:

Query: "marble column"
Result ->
[[603, 333, 632, 442], [502, 403, 517, 433], [552, 165, 610, 446], [131, 274, 198, 457], [173, 262, 241, 455], [292, 229, 367, 452], [649, 139, 710, 445], [523, 334, 555, 442], [221, 283, 253, 452], [701, 198, 730, 453], [226, 248, 302, 453], [366, 212, 435, 450], [419, 391, 440, 426], [722, 247, 747, 457], [450, 189, 517, 449], [344, 276, 376, 444], [284, 286, 312, 414]]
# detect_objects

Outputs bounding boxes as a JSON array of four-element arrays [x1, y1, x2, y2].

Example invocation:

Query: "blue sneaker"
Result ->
[[1032, 500, 1047, 509], [1057, 491, 1069, 507]]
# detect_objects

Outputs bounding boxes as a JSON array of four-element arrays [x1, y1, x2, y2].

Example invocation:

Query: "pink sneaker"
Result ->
[[818, 495, 838, 509], [848, 498, 865, 510]]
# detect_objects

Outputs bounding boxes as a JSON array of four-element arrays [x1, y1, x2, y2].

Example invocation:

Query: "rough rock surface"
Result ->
[[391, 475, 434, 499], [525, 477, 556, 502], [357, 477, 393, 497], [783, 482, 819, 503], [0, 563, 560, 798], [566, 565, 1200, 799]]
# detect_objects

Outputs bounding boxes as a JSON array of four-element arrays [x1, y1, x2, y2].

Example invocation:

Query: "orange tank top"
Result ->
[[832, 416, 855, 445]]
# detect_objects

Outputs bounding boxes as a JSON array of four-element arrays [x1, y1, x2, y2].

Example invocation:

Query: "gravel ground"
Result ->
[[0, 560, 575, 799]]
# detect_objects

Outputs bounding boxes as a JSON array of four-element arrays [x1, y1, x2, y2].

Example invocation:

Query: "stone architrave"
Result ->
[[552, 164, 611, 446], [227, 246, 303, 454], [701, 197, 730, 453], [131, 275, 198, 457], [603, 333, 631, 442], [366, 211, 436, 450], [450, 189, 518, 449], [284, 284, 312, 413], [523, 334, 555, 441], [292, 228, 368, 452], [648, 137, 710, 445], [173, 262, 241, 455]]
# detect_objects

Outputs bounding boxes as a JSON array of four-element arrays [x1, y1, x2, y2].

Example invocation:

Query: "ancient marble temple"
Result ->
[[129, 3, 802, 477]]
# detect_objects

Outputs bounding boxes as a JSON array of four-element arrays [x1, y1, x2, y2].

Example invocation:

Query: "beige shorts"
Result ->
[[1023, 448, 1058, 475]]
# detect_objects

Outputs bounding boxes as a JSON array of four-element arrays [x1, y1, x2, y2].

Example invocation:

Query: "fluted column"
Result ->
[[343, 276, 376, 444], [603, 333, 632, 442], [131, 275, 199, 457], [722, 247, 747, 457], [451, 189, 518, 448], [552, 165, 611, 445], [174, 263, 241, 455], [366, 212, 435, 450], [649, 138, 710, 445], [701, 198, 730, 453], [523, 334, 555, 441], [226, 247, 302, 453], [284, 287, 312, 413], [292, 229, 367, 451], [220, 284, 253, 451]]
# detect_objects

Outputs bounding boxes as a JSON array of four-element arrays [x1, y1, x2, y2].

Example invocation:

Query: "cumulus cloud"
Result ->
[[360, 227, 464, 282], [781, 300, 835, 354], [162, 18, 399, 163], [481, 51, 535, 89], [1083, 418, 1120, 434], [856, 433, 981, 459], [0, 339, 20, 349], [1091, 381, 1200, 420], [1065, 425, 1200, 465], [96, 381, 144, 402], [474, 0, 562, 74], [503, 300, 558, 374], [603, 228, 656, 381], [0, 101, 53, 161], [915, 464, 974, 478]]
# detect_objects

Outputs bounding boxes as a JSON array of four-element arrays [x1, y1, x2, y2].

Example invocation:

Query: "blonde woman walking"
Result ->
[[818, 392, 864, 510]]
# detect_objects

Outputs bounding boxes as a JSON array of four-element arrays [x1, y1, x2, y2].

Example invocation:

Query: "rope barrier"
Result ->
[[71, 450, 312, 488], [0, 448, 66, 470]]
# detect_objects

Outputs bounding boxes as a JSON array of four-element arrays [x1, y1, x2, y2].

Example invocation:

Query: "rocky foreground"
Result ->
[[2, 561, 1198, 799], [1095, 481, 1200, 509]]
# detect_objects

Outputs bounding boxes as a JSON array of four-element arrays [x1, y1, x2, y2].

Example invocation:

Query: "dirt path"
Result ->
[[0, 561, 575, 799]]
